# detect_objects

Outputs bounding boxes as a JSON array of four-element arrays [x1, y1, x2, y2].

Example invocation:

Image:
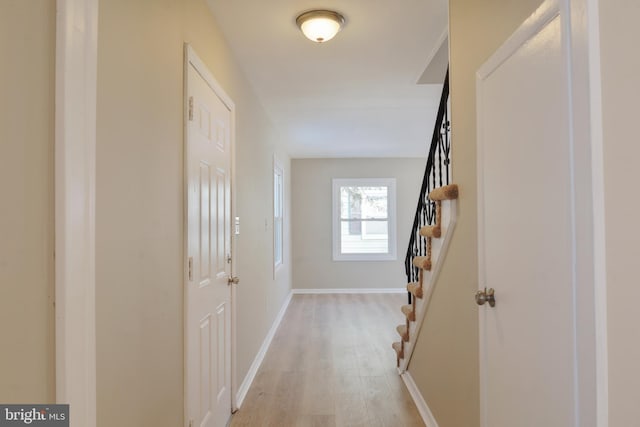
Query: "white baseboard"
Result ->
[[292, 288, 405, 294], [401, 371, 439, 427], [235, 290, 293, 407]]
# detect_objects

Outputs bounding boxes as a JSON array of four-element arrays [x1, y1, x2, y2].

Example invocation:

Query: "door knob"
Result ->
[[475, 288, 496, 307], [227, 276, 240, 286]]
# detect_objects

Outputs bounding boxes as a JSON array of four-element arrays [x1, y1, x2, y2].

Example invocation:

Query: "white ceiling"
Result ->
[[206, 0, 448, 158]]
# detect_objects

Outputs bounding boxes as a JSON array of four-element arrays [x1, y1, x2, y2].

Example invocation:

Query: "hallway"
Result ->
[[230, 293, 424, 426]]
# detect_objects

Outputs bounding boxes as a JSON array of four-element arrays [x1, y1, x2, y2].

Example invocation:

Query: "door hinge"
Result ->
[[188, 257, 193, 281], [226, 254, 232, 264], [188, 96, 194, 121]]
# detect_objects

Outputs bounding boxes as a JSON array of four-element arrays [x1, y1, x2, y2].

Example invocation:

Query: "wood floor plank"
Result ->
[[230, 293, 424, 427], [295, 414, 336, 427], [334, 392, 369, 426]]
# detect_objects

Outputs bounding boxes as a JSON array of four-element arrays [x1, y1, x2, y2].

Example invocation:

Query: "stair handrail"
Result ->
[[404, 68, 451, 285]]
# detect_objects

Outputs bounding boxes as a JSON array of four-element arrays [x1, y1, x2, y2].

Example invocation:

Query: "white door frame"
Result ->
[[476, 0, 607, 425], [55, 1, 98, 427], [183, 44, 239, 422], [569, 0, 608, 424]]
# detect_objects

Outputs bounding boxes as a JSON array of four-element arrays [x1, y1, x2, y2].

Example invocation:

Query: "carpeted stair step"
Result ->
[[396, 324, 409, 342], [429, 184, 459, 201], [419, 225, 442, 238], [401, 304, 415, 321], [407, 282, 423, 299], [412, 256, 432, 271], [392, 341, 404, 359]]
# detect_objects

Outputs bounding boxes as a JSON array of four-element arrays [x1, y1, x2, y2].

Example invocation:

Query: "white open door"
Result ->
[[185, 46, 234, 427], [477, 0, 603, 426]]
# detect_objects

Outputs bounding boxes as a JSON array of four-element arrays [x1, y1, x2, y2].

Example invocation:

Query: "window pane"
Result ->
[[340, 186, 387, 220], [275, 219, 283, 265], [274, 172, 282, 217], [340, 220, 389, 254], [278, 174, 283, 216], [274, 164, 284, 268], [274, 172, 278, 215]]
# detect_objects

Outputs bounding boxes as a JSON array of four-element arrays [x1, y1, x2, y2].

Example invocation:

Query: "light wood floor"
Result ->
[[230, 293, 425, 427]]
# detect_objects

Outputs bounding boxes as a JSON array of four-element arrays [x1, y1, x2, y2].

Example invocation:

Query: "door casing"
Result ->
[[55, 1, 98, 426]]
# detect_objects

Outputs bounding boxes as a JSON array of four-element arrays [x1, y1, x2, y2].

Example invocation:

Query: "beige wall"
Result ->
[[291, 158, 424, 290], [599, 1, 640, 424], [96, 0, 291, 425], [0, 0, 55, 403], [407, 1, 543, 426]]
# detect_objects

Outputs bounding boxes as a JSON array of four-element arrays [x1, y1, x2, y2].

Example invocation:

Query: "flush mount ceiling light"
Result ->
[[296, 10, 345, 43]]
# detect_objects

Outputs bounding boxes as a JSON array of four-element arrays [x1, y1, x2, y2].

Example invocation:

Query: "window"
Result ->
[[274, 158, 284, 271], [332, 178, 397, 261]]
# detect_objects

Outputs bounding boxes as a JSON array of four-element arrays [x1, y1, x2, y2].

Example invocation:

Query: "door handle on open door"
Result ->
[[475, 288, 496, 307], [228, 276, 239, 286]]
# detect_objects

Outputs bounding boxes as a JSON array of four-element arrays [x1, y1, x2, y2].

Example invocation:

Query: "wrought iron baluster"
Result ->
[[437, 133, 444, 188], [404, 68, 449, 287]]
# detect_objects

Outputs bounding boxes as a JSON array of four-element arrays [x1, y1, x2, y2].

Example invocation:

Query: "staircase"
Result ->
[[392, 69, 458, 372], [392, 184, 458, 371]]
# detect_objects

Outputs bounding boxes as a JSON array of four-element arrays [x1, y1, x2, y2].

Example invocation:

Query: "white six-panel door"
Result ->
[[186, 48, 233, 427]]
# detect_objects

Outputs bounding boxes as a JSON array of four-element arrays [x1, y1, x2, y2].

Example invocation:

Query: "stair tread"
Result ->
[[392, 341, 404, 359], [396, 324, 409, 342], [429, 184, 459, 201], [407, 282, 423, 298], [401, 304, 415, 321], [412, 256, 432, 271], [419, 225, 441, 238]]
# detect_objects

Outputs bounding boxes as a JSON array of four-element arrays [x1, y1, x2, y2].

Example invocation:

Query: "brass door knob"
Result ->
[[475, 288, 496, 307], [228, 276, 240, 286]]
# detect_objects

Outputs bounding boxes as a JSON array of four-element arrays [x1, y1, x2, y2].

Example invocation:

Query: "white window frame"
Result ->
[[332, 178, 397, 261], [273, 156, 284, 274]]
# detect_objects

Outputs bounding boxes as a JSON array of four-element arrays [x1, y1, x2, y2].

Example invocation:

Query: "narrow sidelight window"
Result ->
[[274, 158, 284, 270]]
